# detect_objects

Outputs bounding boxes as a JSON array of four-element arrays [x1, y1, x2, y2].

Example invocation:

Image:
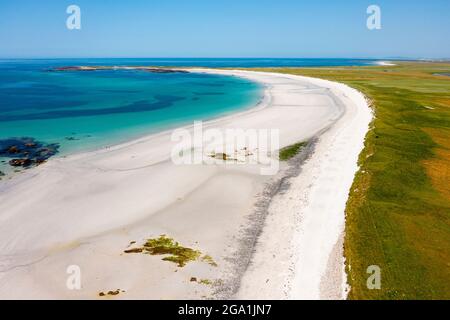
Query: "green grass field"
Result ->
[[248, 62, 450, 299]]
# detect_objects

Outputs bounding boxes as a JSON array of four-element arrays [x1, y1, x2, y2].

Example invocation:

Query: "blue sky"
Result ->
[[0, 0, 449, 58]]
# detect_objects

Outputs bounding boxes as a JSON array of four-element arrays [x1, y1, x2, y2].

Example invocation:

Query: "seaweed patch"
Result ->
[[201, 254, 218, 267], [124, 235, 217, 268], [98, 289, 125, 297]]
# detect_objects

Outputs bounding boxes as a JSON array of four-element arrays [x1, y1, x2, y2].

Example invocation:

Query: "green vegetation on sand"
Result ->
[[279, 142, 306, 161], [124, 235, 217, 268]]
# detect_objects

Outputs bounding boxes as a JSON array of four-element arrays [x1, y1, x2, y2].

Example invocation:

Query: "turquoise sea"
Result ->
[[0, 60, 263, 156], [0, 58, 383, 172]]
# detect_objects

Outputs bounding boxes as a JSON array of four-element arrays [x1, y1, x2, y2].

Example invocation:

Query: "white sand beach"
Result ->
[[0, 69, 372, 300], [376, 61, 397, 66]]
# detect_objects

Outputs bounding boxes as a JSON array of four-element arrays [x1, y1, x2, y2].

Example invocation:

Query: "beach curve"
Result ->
[[0, 69, 371, 299]]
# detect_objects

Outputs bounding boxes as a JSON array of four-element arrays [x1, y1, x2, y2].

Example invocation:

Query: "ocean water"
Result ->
[[0, 60, 263, 160], [0, 58, 385, 68], [0, 58, 381, 173]]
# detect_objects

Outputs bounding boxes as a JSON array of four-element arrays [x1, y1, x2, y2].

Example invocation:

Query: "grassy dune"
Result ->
[[249, 63, 450, 299]]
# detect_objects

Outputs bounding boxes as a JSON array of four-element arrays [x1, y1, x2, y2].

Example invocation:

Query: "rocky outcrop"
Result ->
[[52, 66, 189, 73], [9, 159, 33, 167], [0, 137, 60, 169]]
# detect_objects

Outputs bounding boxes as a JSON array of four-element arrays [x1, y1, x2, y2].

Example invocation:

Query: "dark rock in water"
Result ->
[[7, 146, 20, 154], [9, 158, 33, 167], [35, 159, 47, 165], [25, 143, 37, 148], [0, 170, 5, 176], [0, 137, 59, 168], [34, 144, 59, 160]]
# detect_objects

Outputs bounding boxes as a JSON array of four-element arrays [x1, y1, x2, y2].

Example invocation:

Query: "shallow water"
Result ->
[[0, 61, 263, 158]]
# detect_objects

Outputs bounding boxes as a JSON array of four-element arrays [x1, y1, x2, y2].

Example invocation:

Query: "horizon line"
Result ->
[[0, 57, 443, 61]]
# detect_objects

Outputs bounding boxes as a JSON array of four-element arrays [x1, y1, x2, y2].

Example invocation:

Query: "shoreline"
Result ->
[[0, 67, 265, 180], [0, 69, 371, 299], [0, 80, 266, 183]]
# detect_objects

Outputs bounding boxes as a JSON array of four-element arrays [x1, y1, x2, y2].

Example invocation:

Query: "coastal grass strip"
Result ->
[[279, 142, 306, 161], [248, 62, 450, 299]]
